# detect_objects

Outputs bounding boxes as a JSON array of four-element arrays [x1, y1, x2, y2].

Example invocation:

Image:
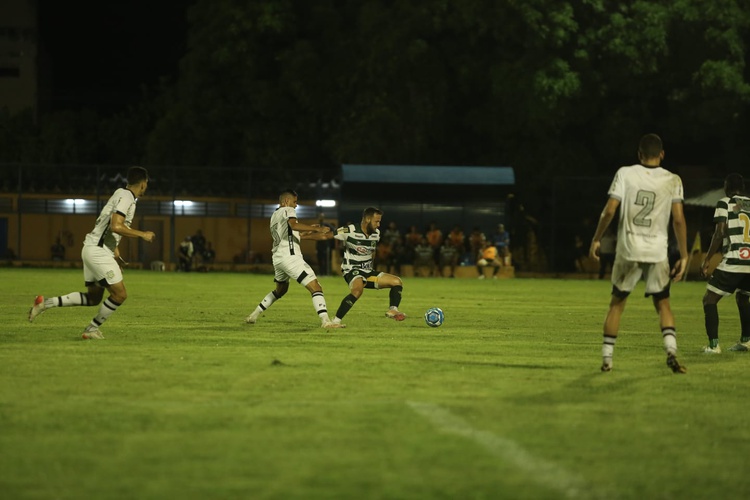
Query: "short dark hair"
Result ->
[[638, 134, 663, 160], [362, 207, 383, 219], [127, 166, 149, 185], [725, 173, 744, 195]]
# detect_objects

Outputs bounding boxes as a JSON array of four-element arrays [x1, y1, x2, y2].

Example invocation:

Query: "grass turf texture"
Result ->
[[1, 268, 749, 499]]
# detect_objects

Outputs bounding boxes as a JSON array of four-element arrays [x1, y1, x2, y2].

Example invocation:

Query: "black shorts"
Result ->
[[343, 269, 379, 289], [707, 268, 750, 296]]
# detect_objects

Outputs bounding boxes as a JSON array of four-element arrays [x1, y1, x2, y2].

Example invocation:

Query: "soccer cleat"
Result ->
[[477, 275, 486, 280], [385, 310, 407, 321], [601, 363, 612, 372], [702, 345, 722, 354], [666, 353, 686, 374], [322, 322, 346, 329], [81, 327, 105, 340], [28, 295, 46, 322], [728, 342, 750, 352], [245, 314, 258, 324]]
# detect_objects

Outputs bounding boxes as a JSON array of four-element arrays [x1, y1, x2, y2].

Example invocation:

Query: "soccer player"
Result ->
[[330, 207, 406, 325], [700, 173, 750, 353], [589, 134, 688, 373], [28, 166, 156, 339], [245, 189, 342, 328]]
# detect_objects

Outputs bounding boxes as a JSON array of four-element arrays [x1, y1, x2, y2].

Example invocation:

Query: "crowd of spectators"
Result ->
[[373, 221, 512, 277]]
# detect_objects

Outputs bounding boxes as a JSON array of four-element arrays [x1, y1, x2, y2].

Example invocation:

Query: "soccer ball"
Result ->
[[424, 307, 444, 328]]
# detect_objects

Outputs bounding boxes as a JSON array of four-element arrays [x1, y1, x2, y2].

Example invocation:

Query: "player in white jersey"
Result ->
[[700, 173, 750, 353], [28, 167, 156, 339], [329, 207, 406, 326], [589, 134, 688, 373], [245, 189, 343, 328]]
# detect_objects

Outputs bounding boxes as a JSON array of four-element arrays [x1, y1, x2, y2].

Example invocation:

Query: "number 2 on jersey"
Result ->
[[633, 190, 655, 227]]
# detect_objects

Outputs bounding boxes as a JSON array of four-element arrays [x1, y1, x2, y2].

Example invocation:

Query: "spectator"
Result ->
[[493, 224, 510, 265], [425, 222, 443, 269], [191, 229, 206, 268], [51, 237, 66, 261], [178, 236, 194, 272], [383, 221, 401, 246], [476, 240, 502, 279], [468, 226, 486, 264], [404, 225, 423, 258], [203, 241, 216, 264], [413, 237, 436, 277], [439, 240, 460, 278]]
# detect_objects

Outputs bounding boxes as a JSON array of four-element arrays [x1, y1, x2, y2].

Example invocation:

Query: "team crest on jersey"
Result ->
[[733, 198, 750, 213], [354, 246, 370, 255], [740, 248, 750, 260]]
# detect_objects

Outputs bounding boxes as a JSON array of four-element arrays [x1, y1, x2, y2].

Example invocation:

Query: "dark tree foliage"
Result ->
[[2, 0, 750, 199]]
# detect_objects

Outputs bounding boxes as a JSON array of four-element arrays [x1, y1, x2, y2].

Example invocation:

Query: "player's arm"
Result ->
[[110, 212, 155, 242], [670, 201, 689, 282], [700, 220, 726, 277], [288, 217, 330, 234], [589, 198, 619, 260], [301, 231, 333, 241]]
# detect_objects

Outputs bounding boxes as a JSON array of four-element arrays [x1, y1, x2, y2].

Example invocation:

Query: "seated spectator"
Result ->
[[476, 240, 502, 279], [493, 224, 511, 265], [439, 240, 460, 278], [468, 227, 486, 264], [178, 236, 194, 272], [413, 237, 436, 277], [51, 237, 66, 261]]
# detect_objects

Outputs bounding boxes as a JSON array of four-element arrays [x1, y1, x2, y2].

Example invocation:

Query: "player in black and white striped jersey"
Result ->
[[330, 207, 407, 326], [28, 167, 155, 339], [700, 173, 750, 353]]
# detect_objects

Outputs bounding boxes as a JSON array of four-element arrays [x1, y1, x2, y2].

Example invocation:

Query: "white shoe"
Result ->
[[29, 295, 46, 322], [702, 345, 721, 354], [601, 362, 612, 372], [385, 310, 406, 321], [477, 275, 485, 280], [322, 322, 346, 329], [728, 341, 750, 352], [81, 327, 105, 340], [245, 314, 258, 324]]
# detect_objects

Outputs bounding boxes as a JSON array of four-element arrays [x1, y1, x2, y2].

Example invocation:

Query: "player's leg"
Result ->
[[78, 248, 125, 339], [702, 290, 723, 353], [703, 269, 741, 352], [377, 273, 406, 320], [730, 282, 750, 351], [646, 260, 686, 373], [601, 259, 641, 371], [333, 273, 365, 325], [245, 278, 288, 324]]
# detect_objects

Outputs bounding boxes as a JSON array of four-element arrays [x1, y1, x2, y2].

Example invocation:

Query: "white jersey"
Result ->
[[608, 164, 683, 262], [714, 195, 750, 273], [334, 224, 379, 273], [270, 206, 302, 259], [83, 188, 137, 254]]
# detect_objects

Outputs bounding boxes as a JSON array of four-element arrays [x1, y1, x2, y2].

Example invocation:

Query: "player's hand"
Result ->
[[142, 231, 156, 243], [589, 240, 601, 261], [671, 257, 688, 282], [320, 225, 331, 234], [699, 259, 710, 278]]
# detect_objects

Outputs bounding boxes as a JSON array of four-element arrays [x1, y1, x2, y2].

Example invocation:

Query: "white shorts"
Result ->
[[273, 255, 318, 287], [611, 257, 670, 296], [82, 245, 123, 287]]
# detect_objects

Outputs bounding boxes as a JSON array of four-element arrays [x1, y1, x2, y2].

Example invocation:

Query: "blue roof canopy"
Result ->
[[341, 164, 515, 186]]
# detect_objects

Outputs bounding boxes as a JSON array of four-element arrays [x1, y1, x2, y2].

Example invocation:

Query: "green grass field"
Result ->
[[1, 268, 748, 499]]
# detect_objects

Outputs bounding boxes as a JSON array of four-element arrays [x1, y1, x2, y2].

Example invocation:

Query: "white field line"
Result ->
[[407, 401, 599, 500]]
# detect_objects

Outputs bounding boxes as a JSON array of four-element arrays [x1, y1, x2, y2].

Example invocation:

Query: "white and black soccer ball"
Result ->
[[424, 307, 444, 328]]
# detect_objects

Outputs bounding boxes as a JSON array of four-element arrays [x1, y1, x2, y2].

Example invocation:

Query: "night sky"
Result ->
[[37, 1, 192, 114]]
